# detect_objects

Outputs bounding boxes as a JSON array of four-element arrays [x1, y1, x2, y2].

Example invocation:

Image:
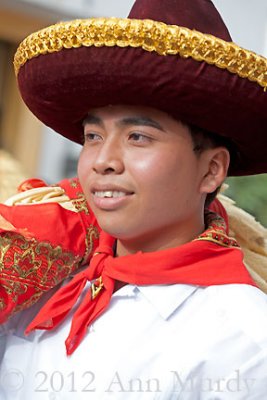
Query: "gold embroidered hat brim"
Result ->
[[14, 18, 267, 88], [14, 16, 267, 175]]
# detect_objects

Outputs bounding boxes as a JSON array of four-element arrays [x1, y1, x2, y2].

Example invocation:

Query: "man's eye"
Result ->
[[129, 132, 152, 143], [84, 132, 102, 142]]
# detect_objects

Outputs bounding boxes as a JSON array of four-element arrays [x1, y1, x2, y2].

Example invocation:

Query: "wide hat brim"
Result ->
[[14, 17, 267, 176]]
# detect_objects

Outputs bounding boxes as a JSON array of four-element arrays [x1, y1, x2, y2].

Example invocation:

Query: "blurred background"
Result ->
[[0, 0, 266, 225]]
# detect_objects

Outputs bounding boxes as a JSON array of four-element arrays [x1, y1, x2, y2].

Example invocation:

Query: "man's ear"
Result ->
[[199, 147, 230, 194]]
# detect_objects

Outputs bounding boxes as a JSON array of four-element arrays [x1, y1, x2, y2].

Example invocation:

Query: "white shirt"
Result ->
[[1, 283, 267, 399]]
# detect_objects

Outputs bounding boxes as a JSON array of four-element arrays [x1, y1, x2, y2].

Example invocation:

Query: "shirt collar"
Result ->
[[112, 283, 199, 320], [138, 284, 199, 319]]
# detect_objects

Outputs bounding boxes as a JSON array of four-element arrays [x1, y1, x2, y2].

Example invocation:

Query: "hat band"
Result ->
[[14, 17, 267, 89]]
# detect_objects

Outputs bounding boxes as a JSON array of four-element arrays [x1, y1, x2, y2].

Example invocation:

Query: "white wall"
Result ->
[[213, 0, 267, 55]]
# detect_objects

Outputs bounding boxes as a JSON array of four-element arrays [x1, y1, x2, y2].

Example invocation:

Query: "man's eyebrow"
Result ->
[[82, 114, 165, 132], [118, 116, 165, 131], [82, 115, 103, 127]]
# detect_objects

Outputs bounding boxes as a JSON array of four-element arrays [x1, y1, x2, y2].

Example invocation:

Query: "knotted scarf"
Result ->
[[25, 211, 255, 355]]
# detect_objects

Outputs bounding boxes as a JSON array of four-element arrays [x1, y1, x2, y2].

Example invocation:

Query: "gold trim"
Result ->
[[91, 276, 104, 300], [194, 211, 240, 249], [195, 235, 239, 248], [69, 179, 79, 188], [0, 299, 6, 311], [80, 225, 100, 265], [72, 194, 90, 215], [14, 18, 267, 88], [0, 227, 98, 318]]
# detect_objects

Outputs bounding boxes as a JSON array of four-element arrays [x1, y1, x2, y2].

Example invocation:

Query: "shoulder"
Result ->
[[203, 284, 267, 347], [207, 284, 267, 315], [175, 285, 267, 398]]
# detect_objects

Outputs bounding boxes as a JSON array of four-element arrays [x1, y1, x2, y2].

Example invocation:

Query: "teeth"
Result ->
[[94, 191, 126, 198]]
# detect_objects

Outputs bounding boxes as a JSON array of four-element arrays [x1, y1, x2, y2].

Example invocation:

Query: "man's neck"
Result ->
[[116, 216, 205, 257]]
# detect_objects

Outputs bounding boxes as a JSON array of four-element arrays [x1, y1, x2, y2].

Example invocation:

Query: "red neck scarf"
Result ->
[[25, 211, 255, 355]]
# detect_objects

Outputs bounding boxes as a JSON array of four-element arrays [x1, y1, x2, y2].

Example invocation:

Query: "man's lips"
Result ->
[[94, 190, 131, 198], [91, 184, 134, 198], [90, 185, 134, 210]]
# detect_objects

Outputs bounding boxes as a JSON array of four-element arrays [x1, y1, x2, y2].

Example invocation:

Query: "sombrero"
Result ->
[[14, 0, 267, 175]]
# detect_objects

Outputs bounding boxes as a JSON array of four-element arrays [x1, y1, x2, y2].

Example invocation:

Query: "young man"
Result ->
[[1, 0, 267, 398]]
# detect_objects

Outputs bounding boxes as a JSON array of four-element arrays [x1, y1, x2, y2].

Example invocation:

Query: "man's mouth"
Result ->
[[94, 191, 130, 198]]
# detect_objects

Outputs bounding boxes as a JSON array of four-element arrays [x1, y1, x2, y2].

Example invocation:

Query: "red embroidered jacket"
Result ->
[[0, 178, 100, 323]]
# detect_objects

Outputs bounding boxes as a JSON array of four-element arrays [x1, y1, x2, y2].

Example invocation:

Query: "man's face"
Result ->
[[78, 105, 213, 252]]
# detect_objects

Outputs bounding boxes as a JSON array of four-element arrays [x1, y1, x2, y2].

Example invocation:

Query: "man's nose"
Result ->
[[93, 137, 124, 175]]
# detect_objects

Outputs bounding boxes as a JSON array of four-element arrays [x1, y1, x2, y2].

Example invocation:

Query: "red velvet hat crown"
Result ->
[[14, 0, 267, 175], [129, 0, 231, 40]]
